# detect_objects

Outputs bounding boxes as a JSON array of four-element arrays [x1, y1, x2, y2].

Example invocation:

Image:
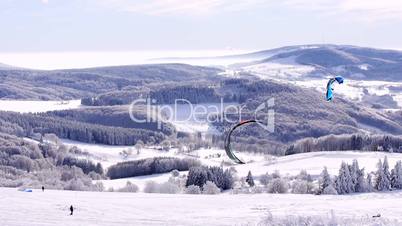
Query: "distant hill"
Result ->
[[233, 45, 402, 81], [0, 62, 20, 70], [0, 64, 222, 100]]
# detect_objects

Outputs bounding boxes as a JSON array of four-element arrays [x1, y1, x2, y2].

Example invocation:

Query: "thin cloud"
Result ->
[[284, 0, 402, 21], [97, 0, 270, 15], [95, 0, 402, 21]]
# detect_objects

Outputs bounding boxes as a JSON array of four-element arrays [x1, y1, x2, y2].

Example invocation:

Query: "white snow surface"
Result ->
[[242, 57, 315, 80], [60, 138, 402, 190], [1, 187, 402, 225], [0, 100, 82, 113]]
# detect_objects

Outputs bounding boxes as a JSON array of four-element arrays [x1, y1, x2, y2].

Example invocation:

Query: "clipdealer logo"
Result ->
[[128, 98, 275, 132]]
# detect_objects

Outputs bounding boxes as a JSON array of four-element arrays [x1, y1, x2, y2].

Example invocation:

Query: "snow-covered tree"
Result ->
[[297, 169, 313, 182], [202, 181, 220, 194], [375, 158, 391, 191], [349, 159, 360, 192], [291, 180, 313, 194], [118, 181, 139, 193], [322, 184, 338, 195], [383, 156, 391, 185], [335, 162, 354, 194], [366, 173, 374, 192], [391, 161, 402, 189], [185, 185, 201, 194], [267, 178, 288, 194], [246, 170, 255, 187], [319, 167, 333, 194], [355, 168, 368, 193], [259, 172, 270, 186]]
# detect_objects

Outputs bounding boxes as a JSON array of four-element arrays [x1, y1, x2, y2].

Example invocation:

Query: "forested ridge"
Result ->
[[0, 111, 165, 145]]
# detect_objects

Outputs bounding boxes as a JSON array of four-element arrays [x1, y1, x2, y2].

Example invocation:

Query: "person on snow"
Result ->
[[70, 205, 74, 216], [42, 186, 44, 192]]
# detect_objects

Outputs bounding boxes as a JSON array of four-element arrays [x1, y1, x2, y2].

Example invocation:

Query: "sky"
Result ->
[[1, 0, 402, 69]]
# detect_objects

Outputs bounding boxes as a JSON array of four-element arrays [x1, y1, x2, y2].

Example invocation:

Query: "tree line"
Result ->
[[286, 133, 402, 155], [107, 157, 201, 179], [0, 111, 165, 145]]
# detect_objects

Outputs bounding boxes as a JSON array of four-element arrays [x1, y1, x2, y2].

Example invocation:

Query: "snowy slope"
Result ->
[[0, 100, 82, 113], [58, 135, 402, 190], [61, 139, 180, 169], [1, 187, 402, 225]]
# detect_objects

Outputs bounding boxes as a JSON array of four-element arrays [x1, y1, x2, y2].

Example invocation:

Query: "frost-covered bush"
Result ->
[[64, 178, 87, 191], [251, 186, 265, 194], [88, 171, 103, 180], [185, 185, 201, 194], [259, 173, 270, 186], [0, 133, 104, 191], [267, 178, 288, 194], [296, 169, 313, 182], [144, 181, 158, 193], [322, 184, 338, 195], [118, 181, 139, 193], [291, 180, 313, 194], [143, 181, 180, 194], [202, 181, 220, 194], [93, 182, 105, 192], [158, 182, 181, 194], [171, 169, 180, 177]]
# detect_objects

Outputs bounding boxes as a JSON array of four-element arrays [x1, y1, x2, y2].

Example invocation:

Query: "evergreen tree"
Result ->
[[319, 167, 332, 194], [349, 159, 359, 192], [355, 168, 368, 193], [246, 170, 255, 187], [366, 173, 374, 192], [391, 161, 402, 189], [335, 162, 353, 194], [383, 156, 391, 188], [375, 158, 391, 191]]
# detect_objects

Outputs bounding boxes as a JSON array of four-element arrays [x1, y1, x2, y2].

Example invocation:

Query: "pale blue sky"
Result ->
[[1, 0, 402, 53]]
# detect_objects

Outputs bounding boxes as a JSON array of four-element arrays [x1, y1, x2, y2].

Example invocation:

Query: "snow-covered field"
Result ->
[[0, 100, 82, 113], [59, 138, 402, 190], [242, 57, 316, 80], [101, 150, 402, 190], [1, 187, 402, 226]]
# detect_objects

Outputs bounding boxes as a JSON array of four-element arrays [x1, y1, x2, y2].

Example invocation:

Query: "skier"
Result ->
[[42, 186, 44, 192], [70, 205, 74, 216]]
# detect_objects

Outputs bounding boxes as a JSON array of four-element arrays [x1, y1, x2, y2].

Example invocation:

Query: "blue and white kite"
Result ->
[[326, 76, 344, 101]]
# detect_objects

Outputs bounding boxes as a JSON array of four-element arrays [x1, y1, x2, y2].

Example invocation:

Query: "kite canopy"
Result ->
[[224, 120, 257, 164], [326, 76, 344, 101], [335, 76, 344, 84]]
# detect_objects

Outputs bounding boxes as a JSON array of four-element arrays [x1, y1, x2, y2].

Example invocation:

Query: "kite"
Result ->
[[224, 119, 257, 164], [326, 76, 344, 101]]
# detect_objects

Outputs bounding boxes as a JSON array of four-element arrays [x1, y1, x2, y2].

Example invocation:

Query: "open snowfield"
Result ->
[[59, 136, 402, 190], [1, 187, 402, 226], [0, 100, 82, 113], [58, 138, 402, 189], [109, 150, 402, 190]]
